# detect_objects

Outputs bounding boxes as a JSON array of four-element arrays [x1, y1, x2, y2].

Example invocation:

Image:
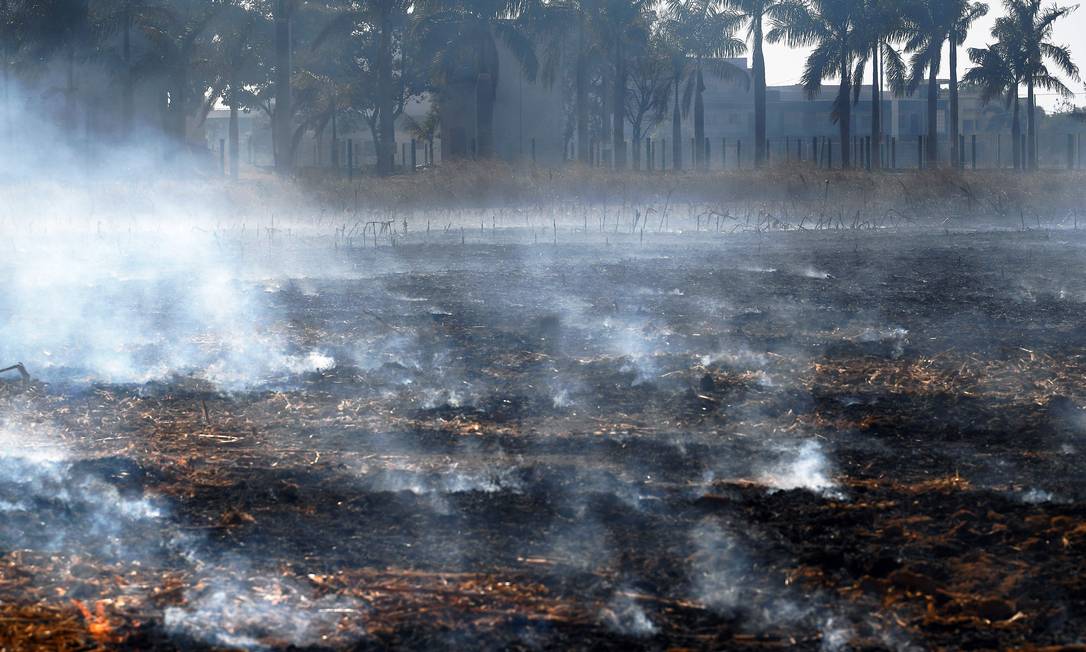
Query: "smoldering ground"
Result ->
[[6, 83, 1086, 647]]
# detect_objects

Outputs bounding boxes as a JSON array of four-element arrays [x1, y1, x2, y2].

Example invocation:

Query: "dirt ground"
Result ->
[[4, 226, 1086, 650]]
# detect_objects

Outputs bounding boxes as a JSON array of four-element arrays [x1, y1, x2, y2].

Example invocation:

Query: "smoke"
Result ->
[[757, 440, 840, 497], [163, 563, 365, 650], [599, 593, 657, 637], [0, 423, 172, 560]]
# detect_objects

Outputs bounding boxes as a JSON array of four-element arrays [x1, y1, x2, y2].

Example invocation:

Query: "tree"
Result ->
[[769, 0, 863, 168], [900, 0, 987, 166], [727, 0, 790, 167], [661, 0, 746, 170], [850, 0, 906, 169], [625, 35, 668, 169], [596, 0, 652, 169], [210, 0, 270, 178], [134, 0, 221, 152], [963, 41, 1024, 167], [314, 0, 413, 175], [948, 1, 988, 167], [416, 0, 539, 160], [273, 0, 296, 174], [997, 0, 1079, 169]]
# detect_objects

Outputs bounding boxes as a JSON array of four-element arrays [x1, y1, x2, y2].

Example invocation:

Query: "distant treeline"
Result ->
[[0, 0, 1079, 175]]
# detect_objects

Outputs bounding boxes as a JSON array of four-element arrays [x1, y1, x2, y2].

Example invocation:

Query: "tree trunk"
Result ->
[[612, 40, 626, 169], [753, 15, 766, 168], [576, 9, 589, 164], [672, 73, 682, 171], [274, 0, 293, 174], [476, 71, 496, 158], [693, 66, 705, 169], [229, 71, 239, 179], [0, 0, 9, 143], [118, 6, 133, 141], [949, 32, 959, 168], [839, 62, 851, 169], [632, 124, 642, 170], [330, 103, 338, 168], [1026, 78, 1036, 170], [66, 45, 77, 138], [871, 43, 881, 169], [376, 9, 396, 175], [1012, 93, 1021, 170], [926, 55, 938, 164]]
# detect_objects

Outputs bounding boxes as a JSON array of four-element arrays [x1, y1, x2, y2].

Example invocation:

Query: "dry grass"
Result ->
[[285, 161, 1086, 226]]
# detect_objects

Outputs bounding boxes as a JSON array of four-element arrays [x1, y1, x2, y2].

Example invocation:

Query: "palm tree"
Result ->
[[727, 0, 790, 167], [997, 0, 1080, 169], [662, 0, 746, 170], [949, 0, 989, 167], [273, 0, 298, 174], [415, 0, 540, 160], [963, 41, 1024, 167], [900, 0, 987, 166], [769, 0, 863, 168], [596, 0, 652, 169], [851, 0, 906, 169]]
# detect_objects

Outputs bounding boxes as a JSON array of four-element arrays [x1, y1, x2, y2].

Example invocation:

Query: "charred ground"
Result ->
[[3, 227, 1086, 650]]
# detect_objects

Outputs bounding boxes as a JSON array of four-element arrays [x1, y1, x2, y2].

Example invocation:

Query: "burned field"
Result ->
[[4, 227, 1086, 650]]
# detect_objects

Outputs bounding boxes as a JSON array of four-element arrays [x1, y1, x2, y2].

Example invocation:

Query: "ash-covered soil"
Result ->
[[4, 228, 1086, 650]]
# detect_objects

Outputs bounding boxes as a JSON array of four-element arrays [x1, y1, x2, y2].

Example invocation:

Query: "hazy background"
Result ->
[[761, 7, 1086, 110]]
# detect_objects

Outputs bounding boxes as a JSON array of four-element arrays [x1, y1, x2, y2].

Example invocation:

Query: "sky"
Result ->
[[758, 4, 1086, 110]]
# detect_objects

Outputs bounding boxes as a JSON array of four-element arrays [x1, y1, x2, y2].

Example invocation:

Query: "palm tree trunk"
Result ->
[[871, 43, 880, 169], [274, 0, 293, 174], [613, 39, 626, 169], [1026, 78, 1036, 170], [0, 0, 9, 143], [949, 32, 959, 169], [694, 67, 705, 169], [839, 61, 851, 169], [229, 71, 239, 179], [330, 102, 338, 169], [672, 73, 682, 171], [753, 15, 766, 168], [576, 9, 589, 164], [1012, 93, 1021, 170], [476, 71, 496, 158], [376, 10, 395, 175], [66, 45, 77, 138], [122, 5, 133, 141], [926, 56, 938, 165], [173, 60, 187, 147]]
